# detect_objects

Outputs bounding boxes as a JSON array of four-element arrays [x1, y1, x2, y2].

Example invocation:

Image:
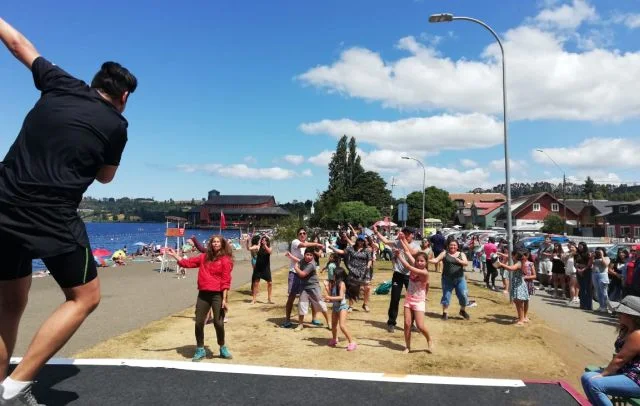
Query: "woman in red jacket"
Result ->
[[167, 236, 233, 361]]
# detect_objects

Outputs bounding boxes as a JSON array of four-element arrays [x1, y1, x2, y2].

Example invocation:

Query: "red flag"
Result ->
[[220, 211, 227, 230]]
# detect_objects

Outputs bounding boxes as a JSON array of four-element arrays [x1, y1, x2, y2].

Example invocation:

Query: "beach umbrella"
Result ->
[[374, 220, 397, 228], [92, 248, 111, 257], [133, 242, 146, 246]]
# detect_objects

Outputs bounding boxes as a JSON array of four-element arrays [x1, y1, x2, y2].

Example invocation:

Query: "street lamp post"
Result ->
[[402, 156, 426, 236], [429, 13, 514, 260], [537, 149, 568, 235]]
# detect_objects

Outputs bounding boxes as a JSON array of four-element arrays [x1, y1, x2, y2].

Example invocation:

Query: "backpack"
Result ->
[[374, 280, 392, 295]]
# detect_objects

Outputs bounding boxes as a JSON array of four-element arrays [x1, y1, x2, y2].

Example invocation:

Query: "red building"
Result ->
[[495, 192, 578, 231], [188, 190, 290, 228]]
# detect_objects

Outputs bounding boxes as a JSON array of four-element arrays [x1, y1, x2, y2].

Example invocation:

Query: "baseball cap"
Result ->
[[615, 295, 640, 317]]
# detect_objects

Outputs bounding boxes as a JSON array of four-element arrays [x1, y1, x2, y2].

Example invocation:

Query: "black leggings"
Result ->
[[195, 291, 225, 347], [484, 262, 497, 287]]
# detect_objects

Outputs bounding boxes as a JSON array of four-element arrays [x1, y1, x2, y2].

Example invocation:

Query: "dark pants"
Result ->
[[387, 272, 410, 326], [195, 290, 225, 347], [578, 270, 593, 310], [484, 261, 497, 288]]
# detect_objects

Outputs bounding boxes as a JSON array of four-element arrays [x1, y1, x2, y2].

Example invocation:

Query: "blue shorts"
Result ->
[[332, 303, 349, 313], [441, 276, 469, 307]]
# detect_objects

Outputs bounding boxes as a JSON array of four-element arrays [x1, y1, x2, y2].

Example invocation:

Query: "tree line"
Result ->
[[475, 176, 640, 201]]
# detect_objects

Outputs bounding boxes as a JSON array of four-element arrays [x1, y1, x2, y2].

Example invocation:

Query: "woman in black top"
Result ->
[[576, 242, 593, 310], [551, 243, 566, 299]]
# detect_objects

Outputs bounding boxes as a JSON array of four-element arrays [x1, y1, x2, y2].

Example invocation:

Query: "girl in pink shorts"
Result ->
[[397, 250, 433, 354]]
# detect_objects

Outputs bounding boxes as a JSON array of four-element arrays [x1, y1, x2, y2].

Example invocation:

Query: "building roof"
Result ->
[[474, 202, 504, 216], [495, 192, 579, 219], [607, 200, 640, 207], [191, 206, 290, 216], [205, 195, 276, 206], [449, 193, 506, 209]]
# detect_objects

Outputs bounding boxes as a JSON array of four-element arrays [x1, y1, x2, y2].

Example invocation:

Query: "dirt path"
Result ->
[[15, 254, 290, 357], [75, 261, 597, 391]]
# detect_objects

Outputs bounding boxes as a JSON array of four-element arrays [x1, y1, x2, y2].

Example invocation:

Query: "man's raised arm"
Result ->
[[0, 17, 40, 69]]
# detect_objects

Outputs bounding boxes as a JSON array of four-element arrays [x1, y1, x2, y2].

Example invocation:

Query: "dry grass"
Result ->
[[76, 259, 591, 389]]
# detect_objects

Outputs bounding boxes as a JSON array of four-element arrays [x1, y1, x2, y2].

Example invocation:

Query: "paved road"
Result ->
[[14, 254, 291, 357], [467, 271, 616, 363]]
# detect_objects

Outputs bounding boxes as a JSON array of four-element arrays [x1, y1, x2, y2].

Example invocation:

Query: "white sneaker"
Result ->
[[0, 384, 45, 406]]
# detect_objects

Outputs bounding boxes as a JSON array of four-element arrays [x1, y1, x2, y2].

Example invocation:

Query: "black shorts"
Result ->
[[0, 204, 96, 288], [252, 267, 272, 283]]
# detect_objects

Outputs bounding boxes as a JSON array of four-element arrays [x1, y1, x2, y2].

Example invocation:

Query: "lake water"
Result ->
[[33, 223, 242, 271]]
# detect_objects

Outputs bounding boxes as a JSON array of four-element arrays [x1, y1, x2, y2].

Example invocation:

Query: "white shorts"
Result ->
[[298, 287, 327, 315], [539, 260, 553, 276]]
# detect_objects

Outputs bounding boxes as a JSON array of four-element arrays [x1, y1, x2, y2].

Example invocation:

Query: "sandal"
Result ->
[[363, 304, 370, 313]]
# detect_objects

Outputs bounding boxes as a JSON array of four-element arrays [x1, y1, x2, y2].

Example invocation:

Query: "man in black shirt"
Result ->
[[0, 17, 137, 405]]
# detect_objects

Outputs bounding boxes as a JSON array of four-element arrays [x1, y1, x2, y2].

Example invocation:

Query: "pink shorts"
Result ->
[[404, 297, 425, 312]]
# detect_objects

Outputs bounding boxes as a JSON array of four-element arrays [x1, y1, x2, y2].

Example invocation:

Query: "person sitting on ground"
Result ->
[[165, 235, 233, 361], [582, 295, 640, 405]]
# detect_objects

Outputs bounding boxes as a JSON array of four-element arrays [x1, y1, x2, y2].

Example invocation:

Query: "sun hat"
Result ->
[[615, 296, 640, 317]]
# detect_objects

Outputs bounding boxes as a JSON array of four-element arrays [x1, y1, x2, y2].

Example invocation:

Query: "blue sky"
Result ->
[[1, 0, 639, 204]]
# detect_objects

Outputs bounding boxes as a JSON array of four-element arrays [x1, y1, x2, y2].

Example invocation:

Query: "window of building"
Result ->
[[532, 203, 541, 212], [621, 226, 631, 237], [635, 227, 640, 238], [620, 205, 629, 214], [551, 203, 559, 212]]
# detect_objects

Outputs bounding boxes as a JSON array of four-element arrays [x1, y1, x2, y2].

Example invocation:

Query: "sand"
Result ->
[[74, 259, 599, 390]]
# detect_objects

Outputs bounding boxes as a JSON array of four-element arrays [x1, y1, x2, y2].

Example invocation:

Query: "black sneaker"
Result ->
[[387, 324, 395, 333], [441, 313, 448, 321], [459, 310, 470, 320]]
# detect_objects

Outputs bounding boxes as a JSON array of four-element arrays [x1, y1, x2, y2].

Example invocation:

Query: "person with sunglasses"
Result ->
[[282, 228, 324, 328]]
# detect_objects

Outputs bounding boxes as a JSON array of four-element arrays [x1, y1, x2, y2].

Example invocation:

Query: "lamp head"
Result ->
[[401, 156, 410, 160], [429, 13, 454, 23], [536, 149, 543, 152]]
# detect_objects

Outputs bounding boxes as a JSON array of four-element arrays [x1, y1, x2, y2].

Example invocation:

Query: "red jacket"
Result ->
[[178, 253, 233, 292]]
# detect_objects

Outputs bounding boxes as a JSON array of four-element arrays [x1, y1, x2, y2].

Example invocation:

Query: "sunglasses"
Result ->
[[298, 232, 306, 235]]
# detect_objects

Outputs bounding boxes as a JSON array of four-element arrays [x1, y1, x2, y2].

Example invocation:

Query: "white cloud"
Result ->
[[297, 9, 640, 122], [395, 166, 491, 191], [301, 169, 313, 177], [243, 156, 257, 164], [460, 159, 478, 168], [299, 113, 503, 152], [534, 0, 597, 30], [489, 159, 528, 172], [532, 138, 640, 169], [177, 163, 299, 180], [284, 154, 305, 165], [357, 149, 420, 173], [612, 13, 640, 29], [308, 150, 333, 167]]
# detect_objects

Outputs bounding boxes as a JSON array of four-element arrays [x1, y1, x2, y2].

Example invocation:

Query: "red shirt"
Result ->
[[178, 253, 233, 292]]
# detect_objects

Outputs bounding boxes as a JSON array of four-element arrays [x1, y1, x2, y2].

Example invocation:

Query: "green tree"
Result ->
[[312, 136, 392, 227], [348, 171, 393, 210], [405, 187, 456, 226], [584, 176, 596, 199], [330, 201, 381, 226], [542, 214, 564, 234]]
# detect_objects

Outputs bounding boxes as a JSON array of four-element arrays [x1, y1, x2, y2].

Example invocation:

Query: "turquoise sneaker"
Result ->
[[220, 345, 233, 359], [192, 346, 206, 362], [311, 319, 323, 327]]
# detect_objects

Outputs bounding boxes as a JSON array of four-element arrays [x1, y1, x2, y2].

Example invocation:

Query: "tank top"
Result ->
[[443, 252, 464, 279], [615, 334, 640, 386], [564, 255, 576, 275], [331, 283, 347, 308]]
